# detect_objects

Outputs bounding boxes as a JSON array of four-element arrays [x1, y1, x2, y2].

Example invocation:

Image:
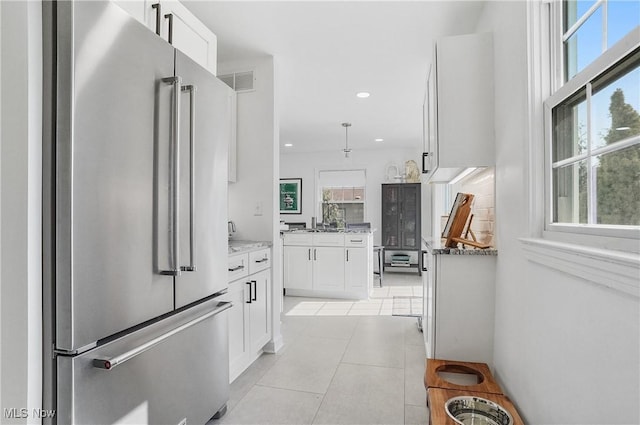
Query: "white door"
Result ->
[[227, 279, 250, 380], [284, 246, 313, 290], [249, 270, 271, 353], [313, 247, 345, 291], [345, 247, 367, 291]]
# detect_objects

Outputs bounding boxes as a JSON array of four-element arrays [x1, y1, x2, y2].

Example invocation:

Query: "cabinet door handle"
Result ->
[[164, 13, 174, 44], [346, 249, 349, 262], [255, 257, 268, 264], [308, 248, 311, 261], [228, 264, 244, 272], [251, 280, 257, 301], [422, 152, 430, 173], [313, 249, 317, 261], [245, 281, 252, 304], [151, 3, 161, 36], [421, 250, 428, 272]]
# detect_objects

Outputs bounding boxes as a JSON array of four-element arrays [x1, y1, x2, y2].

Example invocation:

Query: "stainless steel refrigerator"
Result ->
[[42, 1, 233, 423]]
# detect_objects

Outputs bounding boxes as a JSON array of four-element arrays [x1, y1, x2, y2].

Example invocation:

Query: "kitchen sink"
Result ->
[[445, 396, 513, 425]]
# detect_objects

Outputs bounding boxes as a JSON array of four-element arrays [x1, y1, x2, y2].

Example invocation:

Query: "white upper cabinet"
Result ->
[[424, 32, 494, 182], [112, 0, 218, 75]]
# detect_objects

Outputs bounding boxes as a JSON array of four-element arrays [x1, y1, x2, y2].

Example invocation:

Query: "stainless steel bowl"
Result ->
[[445, 396, 513, 425]]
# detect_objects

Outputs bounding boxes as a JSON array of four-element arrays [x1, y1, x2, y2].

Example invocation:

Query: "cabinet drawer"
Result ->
[[345, 235, 368, 247], [249, 248, 271, 275], [283, 233, 313, 246], [228, 253, 249, 282], [312, 233, 345, 247]]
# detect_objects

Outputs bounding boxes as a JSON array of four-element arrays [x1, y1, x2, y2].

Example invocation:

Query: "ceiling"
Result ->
[[183, 1, 487, 153]]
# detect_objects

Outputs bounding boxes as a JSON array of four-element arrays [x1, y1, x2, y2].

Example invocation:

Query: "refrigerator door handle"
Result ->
[[160, 76, 182, 276], [181, 84, 197, 272], [92, 301, 231, 370]]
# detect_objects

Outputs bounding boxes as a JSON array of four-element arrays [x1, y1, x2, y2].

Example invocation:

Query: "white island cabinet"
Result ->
[[283, 232, 373, 300], [227, 246, 271, 382]]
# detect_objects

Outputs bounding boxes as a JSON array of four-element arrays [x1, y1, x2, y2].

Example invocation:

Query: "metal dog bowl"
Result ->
[[445, 396, 513, 425]]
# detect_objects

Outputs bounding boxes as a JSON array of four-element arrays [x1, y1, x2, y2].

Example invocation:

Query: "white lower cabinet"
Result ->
[[227, 248, 271, 382], [313, 247, 345, 291], [283, 233, 372, 299], [283, 246, 313, 290], [345, 247, 369, 291], [249, 270, 271, 353], [423, 252, 496, 366]]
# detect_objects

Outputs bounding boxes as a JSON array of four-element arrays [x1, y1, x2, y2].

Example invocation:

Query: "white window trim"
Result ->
[[521, 1, 640, 297], [315, 168, 368, 224], [520, 237, 639, 298], [544, 29, 640, 242]]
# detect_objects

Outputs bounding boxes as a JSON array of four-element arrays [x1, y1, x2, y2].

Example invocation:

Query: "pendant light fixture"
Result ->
[[342, 122, 352, 158]]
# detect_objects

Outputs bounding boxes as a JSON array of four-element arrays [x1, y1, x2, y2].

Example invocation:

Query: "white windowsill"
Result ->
[[519, 237, 640, 298]]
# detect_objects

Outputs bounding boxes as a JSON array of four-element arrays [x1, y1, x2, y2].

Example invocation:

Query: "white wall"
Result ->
[[223, 57, 276, 242], [280, 147, 422, 246], [0, 2, 43, 423], [477, 2, 639, 424], [221, 56, 283, 352]]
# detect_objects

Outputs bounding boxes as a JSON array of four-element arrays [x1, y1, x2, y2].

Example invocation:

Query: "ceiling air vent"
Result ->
[[218, 71, 254, 92]]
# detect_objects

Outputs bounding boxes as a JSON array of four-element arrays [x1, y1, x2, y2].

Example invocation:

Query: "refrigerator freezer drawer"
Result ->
[[56, 299, 230, 424]]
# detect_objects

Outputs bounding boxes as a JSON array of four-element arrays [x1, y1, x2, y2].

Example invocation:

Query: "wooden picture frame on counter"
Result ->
[[279, 178, 302, 214]]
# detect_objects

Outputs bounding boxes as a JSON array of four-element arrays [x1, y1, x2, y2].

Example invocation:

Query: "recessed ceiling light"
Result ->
[[284, 143, 293, 147], [356, 92, 370, 98], [375, 138, 384, 142]]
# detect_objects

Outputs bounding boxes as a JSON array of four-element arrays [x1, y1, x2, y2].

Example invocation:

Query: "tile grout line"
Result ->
[[309, 315, 362, 425]]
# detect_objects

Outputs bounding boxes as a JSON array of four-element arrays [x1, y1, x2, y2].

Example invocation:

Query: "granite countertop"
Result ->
[[228, 240, 272, 255], [424, 238, 498, 256], [281, 228, 376, 234]]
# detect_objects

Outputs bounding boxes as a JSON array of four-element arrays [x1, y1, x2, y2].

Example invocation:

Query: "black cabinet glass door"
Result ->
[[381, 183, 421, 251], [382, 183, 421, 274]]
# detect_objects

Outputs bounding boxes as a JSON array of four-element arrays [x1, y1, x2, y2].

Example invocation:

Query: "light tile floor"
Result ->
[[208, 271, 428, 425]]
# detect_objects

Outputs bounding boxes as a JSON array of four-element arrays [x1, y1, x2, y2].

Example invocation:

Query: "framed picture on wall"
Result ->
[[280, 178, 302, 214]]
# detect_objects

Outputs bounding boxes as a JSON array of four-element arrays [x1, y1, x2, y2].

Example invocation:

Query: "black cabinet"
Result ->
[[381, 183, 421, 273]]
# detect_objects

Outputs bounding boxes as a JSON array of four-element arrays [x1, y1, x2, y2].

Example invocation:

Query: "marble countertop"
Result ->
[[228, 240, 272, 255], [423, 238, 498, 256]]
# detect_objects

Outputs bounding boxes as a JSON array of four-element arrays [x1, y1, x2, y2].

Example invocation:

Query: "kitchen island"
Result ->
[[282, 230, 374, 300]]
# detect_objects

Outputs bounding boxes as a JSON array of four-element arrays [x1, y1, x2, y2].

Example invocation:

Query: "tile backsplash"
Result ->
[[460, 167, 495, 247]]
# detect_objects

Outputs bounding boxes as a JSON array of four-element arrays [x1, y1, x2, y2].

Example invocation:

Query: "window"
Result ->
[[563, 0, 640, 81], [547, 0, 639, 234], [317, 170, 366, 227]]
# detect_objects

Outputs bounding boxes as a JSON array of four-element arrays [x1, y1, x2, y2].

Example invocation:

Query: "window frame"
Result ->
[[544, 1, 640, 243], [315, 168, 368, 226]]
